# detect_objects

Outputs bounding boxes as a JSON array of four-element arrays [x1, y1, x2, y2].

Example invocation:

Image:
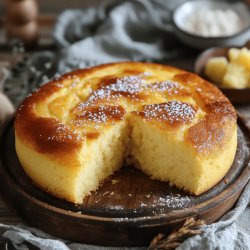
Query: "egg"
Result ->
[[5, 0, 38, 24]]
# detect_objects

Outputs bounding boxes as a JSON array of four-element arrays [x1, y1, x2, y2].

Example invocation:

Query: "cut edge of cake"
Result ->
[[130, 114, 237, 195]]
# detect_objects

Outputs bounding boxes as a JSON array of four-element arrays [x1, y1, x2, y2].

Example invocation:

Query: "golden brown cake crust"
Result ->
[[172, 73, 237, 154], [15, 62, 237, 159]]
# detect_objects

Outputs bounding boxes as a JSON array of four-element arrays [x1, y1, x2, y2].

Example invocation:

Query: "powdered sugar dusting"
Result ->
[[142, 101, 197, 124], [46, 123, 82, 142], [73, 105, 125, 129], [77, 73, 183, 109], [148, 194, 191, 209], [149, 80, 182, 93], [102, 192, 192, 211], [73, 73, 193, 129], [84, 74, 149, 104]]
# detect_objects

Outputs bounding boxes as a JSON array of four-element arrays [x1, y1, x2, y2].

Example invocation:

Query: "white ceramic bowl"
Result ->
[[172, 0, 250, 49]]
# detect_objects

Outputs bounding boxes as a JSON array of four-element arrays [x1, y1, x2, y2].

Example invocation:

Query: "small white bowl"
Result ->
[[172, 0, 250, 49]]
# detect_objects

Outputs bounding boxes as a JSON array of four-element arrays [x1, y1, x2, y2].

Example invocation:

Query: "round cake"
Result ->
[[15, 62, 237, 204]]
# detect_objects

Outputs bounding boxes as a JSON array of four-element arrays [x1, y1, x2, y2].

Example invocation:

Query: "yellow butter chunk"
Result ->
[[205, 47, 250, 89], [222, 63, 250, 89], [204, 57, 228, 84], [228, 48, 240, 62], [234, 47, 250, 71]]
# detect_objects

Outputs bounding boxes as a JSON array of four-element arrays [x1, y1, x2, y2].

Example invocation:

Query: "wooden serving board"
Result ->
[[0, 118, 250, 247]]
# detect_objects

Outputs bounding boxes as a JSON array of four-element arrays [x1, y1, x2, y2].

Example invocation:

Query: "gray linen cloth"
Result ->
[[53, 0, 186, 73], [1, 0, 250, 249]]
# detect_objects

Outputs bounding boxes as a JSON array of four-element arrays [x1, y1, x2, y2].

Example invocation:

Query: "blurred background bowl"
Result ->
[[172, 0, 250, 49], [194, 40, 250, 104]]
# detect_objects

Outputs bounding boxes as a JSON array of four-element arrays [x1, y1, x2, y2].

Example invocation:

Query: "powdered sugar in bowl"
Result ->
[[172, 0, 250, 49]]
